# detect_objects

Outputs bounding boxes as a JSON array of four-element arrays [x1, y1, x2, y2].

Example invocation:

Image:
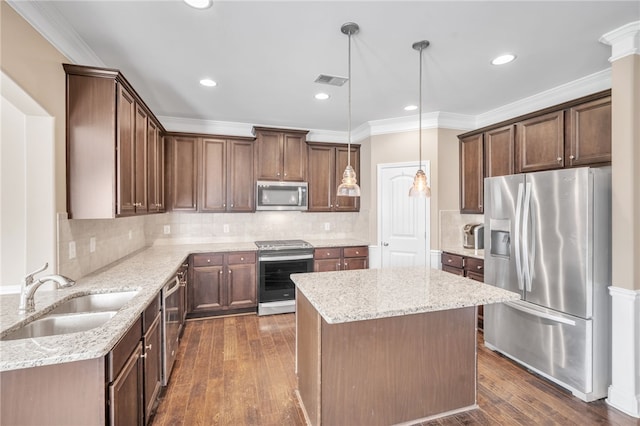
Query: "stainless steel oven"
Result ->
[[161, 262, 187, 386], [256, 240, 313, 315]]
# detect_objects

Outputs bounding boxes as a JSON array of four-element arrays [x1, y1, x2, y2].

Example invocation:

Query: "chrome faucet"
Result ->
[[19, 263, 76, 314]]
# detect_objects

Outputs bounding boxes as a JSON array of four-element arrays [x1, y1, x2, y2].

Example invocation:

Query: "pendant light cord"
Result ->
[[347, 30, 352, 167], [418, 44, 423, 171]]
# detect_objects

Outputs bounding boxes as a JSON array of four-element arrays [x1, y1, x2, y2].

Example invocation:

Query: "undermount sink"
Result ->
[[1, 311, 117, 341], [48, 291, 139, 315]]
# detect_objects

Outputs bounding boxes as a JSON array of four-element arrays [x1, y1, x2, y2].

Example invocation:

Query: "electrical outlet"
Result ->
[[69, 241, 76, 259], [223, 224, 230, 233], [128, 230, 132, 240], [164, 225, 171, 235], [324, 222, 331, 231], [89, 237, 96, 253]]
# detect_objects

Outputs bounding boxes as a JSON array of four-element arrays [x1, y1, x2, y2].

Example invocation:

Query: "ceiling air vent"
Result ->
[[314, 74, 348, 87]]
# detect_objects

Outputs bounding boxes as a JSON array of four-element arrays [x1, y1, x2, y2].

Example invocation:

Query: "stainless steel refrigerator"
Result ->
[[483, 166, 611, 402]]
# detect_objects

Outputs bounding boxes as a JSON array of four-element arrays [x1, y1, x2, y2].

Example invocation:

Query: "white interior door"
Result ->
[[379, 162, 430, 268]]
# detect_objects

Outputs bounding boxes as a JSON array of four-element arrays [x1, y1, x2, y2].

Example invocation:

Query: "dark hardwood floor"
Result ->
[[151, 313, 637, 426]]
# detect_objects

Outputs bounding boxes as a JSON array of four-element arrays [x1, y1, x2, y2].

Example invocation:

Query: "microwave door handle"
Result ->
[[298, 187, 302, 206]]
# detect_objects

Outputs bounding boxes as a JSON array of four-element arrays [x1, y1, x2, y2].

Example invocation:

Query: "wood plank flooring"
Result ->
[[151, 313, 638, 426]]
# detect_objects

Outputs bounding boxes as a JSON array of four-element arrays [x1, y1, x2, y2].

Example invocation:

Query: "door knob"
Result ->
[[383, 242, 389, 246]]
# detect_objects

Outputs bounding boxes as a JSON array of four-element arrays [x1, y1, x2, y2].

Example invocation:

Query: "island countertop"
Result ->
[[292, 266, 520, 324]]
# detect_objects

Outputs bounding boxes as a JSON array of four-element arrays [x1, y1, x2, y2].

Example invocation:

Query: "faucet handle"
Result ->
[[24, 262, 48, 285]]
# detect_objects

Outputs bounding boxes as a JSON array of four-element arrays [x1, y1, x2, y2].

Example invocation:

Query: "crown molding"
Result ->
[[7, 1, 104, 66], [158, 116, 255, 137], [475, 69, 611, 128], [366, 111, 476, 137], [600, 21, 640, 62]]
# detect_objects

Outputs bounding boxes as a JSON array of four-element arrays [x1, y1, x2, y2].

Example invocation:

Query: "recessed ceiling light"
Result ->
[[199, 78, 217, 87], [315, 93, 330, 100], [404, 105, 418, 111], [184, 0, 213, 9], [491, 54, 516, 65]]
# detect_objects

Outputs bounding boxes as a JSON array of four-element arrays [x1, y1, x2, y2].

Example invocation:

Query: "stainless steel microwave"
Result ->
[[256, 181, 308, 211]]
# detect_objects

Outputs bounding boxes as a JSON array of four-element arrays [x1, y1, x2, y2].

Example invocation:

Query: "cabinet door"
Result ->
[[343, 257, 367, 270], [201, 138, 226, 212], [109, 342, 144, 426], [334, 146, 360, 212], [307, 144, 335, 212], [143, 314, 162, 422], [227, 139, 255, 212], [168, 136, 198, 211], [227, 263, 256, 309], [516, 110, 564, 173], [282, 133, 306, 181], [134, 105, 148, 213], [459, 134, 484, 213], [117, 85, 136, 216], [190, 265, 224, 313], [485, 125, 514, 177], [256, 130, 282, 180], [314, 259, 341, 272], [566, 97, 611, 167], [147, 123, 164, 213]]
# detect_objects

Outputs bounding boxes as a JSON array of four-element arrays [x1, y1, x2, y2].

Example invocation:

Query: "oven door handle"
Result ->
[[259, 254, 314, 262]]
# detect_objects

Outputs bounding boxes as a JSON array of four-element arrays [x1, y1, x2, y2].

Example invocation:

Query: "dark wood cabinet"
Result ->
[[166, 136, 198, 211], [485, 125, 515, 177], [459, 134, 484, 214], [64, 64, 162, 219], [227, 139, 255, 212], [147, 120, 164, 212], [254, 127, 308, 182], [200, 138, 227, 212], [188, 251, 256, 316], [314, 246, 368, 272], [441, 252, 484, 329], [307, 142, 361, 212], [516, 110, 565, 173], [109, 341, 144, 426], [566, 96, 611, 167], [142, 297, 162, 423]]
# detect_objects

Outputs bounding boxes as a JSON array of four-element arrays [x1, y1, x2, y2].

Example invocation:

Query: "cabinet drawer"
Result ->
[[314, 248, 341, 259], [465, 257, 484, 275], [343, 246, 368, 258], [466, 271, 484, 283], [142, 293, 160, 333], [441, 252, 464, 269], [108, 315, 142, 382], [442, 265, 465, 276], [192, 253, 224, 267], [227, 251, 256, 265]]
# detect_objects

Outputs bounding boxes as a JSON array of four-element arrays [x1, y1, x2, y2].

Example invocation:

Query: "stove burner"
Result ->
[[255, 239, 312, 251]]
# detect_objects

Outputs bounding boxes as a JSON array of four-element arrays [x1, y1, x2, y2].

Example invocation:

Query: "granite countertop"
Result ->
[[441, 247, 485, 260], [0, 239, 368, 372], [292, 267, 519, 324]]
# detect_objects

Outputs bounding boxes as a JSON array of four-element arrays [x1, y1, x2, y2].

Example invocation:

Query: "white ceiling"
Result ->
[[11, 1, 639, 137]]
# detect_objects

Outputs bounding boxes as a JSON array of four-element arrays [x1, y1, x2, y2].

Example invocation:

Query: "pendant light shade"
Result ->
[[409, 40, 431, 198], [336, 22, 361, 197]]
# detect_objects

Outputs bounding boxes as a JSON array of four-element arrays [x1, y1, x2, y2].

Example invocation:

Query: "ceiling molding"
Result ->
[[7, 1, 104, 66], [475, 69, 611, 128], [158, 116, 255, 137], [599, 20, 640, 62]]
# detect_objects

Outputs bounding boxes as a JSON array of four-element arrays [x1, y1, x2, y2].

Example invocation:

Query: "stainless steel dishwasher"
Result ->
[[161, 262, 187, 385]]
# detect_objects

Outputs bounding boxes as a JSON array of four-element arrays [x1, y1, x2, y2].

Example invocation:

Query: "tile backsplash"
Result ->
[[439, 210, 484, 249], [57, 211, 369, 279]]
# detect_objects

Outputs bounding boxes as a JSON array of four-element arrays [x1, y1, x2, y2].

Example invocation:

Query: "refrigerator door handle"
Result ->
[[522, 182, 533, 292], [505, 300, 577, 326], [514, 183, 524, 290]]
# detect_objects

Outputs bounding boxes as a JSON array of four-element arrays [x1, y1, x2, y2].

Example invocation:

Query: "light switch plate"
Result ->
[[223, 224, 230, 233], [89, 237, 96, 253], [69, 241, 76, 259], [164, 225, 171, 235]]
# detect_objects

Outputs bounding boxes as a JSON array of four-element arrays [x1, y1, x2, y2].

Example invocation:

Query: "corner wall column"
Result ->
[[599, 21, 640, 419]]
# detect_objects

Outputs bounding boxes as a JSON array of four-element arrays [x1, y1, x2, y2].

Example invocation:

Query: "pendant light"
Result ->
[[409, 40, 431, 198], [336, 22, 361, 197]]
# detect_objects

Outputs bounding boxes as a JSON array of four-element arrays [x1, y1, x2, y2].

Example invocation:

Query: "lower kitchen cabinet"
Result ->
[[142, 295, 162, 422], [441, 251, 485, 330], [314, 246, 368, 272], [109, 340, 144, 426], [188, 251, 257, 317]]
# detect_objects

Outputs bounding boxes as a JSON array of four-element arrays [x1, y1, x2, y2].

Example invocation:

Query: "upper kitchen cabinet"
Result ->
[[484, 125, 515, 177], [254, 127, 308, 182], [565, 96, 612, 167], [515, 110, 565, 173], [166, 135, 255, 213], [307, 142, 360, 212], [147, 119, 165, 213], [459, 134, 484, 214], [64, 64, 164, 219]]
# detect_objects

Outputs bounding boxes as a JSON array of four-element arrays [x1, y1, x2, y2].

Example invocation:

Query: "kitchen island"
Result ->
[[292, 267, 519, 426]]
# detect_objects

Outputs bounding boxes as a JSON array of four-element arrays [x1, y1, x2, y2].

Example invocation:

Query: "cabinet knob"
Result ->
[[146, 344, 152, 350], [229, 270, 232, 274], [231, 204, 234, 208], [557, 157, 562, 163], [355, 251, 359, 254], [240, 257, 244, 261], [336, 263, 340, 270], [140, 353, 147, 359], [448, 259, 452, 263], [477, 265, 482, 270], [219, 270, 222, 275], [569, 155, 575, 160], [207, 259, 211, 263]]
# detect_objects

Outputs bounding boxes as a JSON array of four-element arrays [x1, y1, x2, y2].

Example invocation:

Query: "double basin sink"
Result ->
[[1, 291, 138, 341]]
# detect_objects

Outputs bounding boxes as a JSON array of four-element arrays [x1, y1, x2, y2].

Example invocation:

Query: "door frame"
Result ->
[[376, 161, 431, 268]]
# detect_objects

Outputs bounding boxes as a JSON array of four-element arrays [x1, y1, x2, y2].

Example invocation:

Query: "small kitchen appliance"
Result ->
[[463, 223, 484, 249]]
